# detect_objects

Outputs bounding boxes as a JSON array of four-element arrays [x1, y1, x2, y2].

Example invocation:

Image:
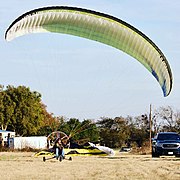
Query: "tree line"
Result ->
[[0, 85, 179, 148]]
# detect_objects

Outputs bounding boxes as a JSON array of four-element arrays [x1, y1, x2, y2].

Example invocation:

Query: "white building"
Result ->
[[0, 130, 47, 149], [11, 136, 47, 149]]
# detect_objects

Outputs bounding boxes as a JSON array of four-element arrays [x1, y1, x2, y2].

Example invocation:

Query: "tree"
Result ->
[[97, 117, 131, 148], [77, 119, 99, 143], [174, 110, 180, 133], [154, 106, 180, 133], [130, 114, 150, 147], [0, 86, 15, 130], [59, 118, 81, 138], [38, 104, 62, 136], [58, 118, 99, 144], [0, 85, 46, 136]]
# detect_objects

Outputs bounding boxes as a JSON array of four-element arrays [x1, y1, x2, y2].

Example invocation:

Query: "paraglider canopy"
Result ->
[[5, 6, 173, 96]]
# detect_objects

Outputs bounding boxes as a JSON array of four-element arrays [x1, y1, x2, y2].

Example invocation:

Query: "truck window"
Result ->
[[157, 134, 179, 140]]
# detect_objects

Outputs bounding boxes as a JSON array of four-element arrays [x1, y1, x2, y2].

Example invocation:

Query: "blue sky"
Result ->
[[1, 0, 180, 120]]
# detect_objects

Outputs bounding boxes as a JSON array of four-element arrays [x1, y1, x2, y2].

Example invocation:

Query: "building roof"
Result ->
[[0, 130, 14, 133]]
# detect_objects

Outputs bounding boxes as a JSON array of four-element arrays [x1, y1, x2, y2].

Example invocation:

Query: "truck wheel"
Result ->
[[152, 149, 159, 158]]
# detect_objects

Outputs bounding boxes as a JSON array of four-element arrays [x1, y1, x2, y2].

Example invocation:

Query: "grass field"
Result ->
[[0, 151, 179, 180]]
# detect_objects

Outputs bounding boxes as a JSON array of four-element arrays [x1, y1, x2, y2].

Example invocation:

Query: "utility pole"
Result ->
[[149, 104, 152, 153]]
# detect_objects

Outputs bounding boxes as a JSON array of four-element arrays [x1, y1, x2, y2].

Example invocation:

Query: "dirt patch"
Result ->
[[0, 152, 179, 180]]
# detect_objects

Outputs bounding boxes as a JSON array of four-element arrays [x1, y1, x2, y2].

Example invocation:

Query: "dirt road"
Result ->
[[0, 152, 179, 180]]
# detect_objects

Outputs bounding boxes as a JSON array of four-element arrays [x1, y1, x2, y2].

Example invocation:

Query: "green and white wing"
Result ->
[[5, 6, 173, 96]]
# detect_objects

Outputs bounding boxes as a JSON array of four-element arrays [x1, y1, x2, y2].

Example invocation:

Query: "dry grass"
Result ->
[[0, 151, 179, 180]]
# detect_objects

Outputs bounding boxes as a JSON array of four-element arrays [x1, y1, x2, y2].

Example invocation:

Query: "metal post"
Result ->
[[149, 104, 152, 153]]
